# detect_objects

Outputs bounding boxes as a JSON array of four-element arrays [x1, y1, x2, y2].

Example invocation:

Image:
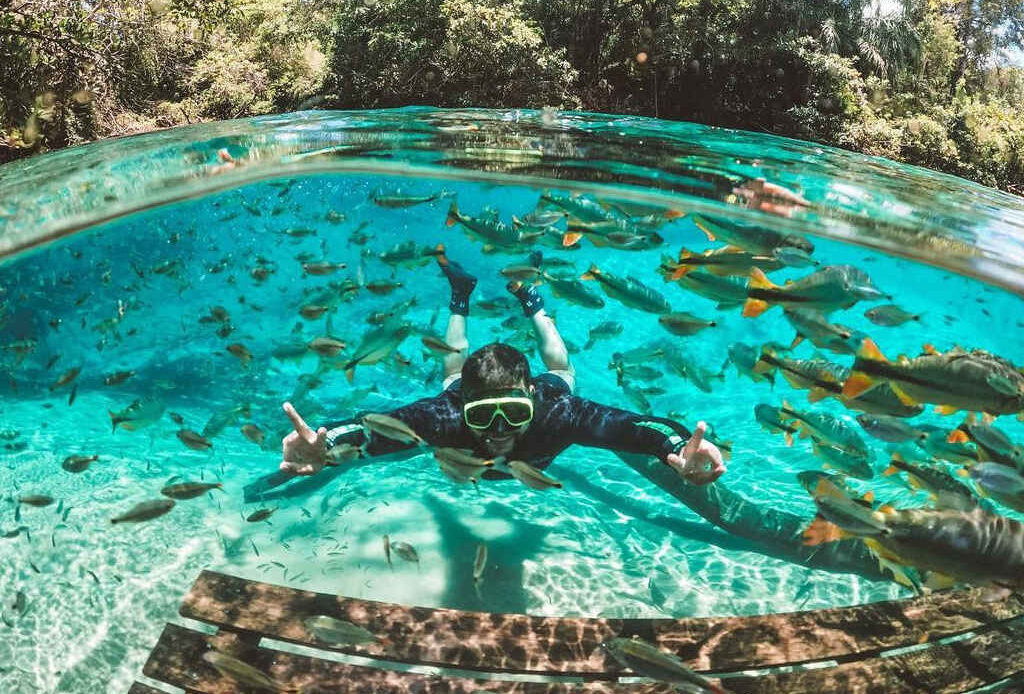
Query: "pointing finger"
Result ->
[[684, 421, 706, 458], [282, 401, 315, 442]]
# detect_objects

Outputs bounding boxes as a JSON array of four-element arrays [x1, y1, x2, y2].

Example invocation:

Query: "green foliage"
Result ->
[[325, 0, 578, 109], [1, 0, 1022, 191]]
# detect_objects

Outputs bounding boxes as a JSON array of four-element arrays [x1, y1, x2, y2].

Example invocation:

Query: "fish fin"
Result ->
[[345, 368, 355, 383], [562, 232, 584, 247], [790, 334, 804, 349], [946, 429, 970, 444], [663, 209, 686, 220], [445, 201, 459, 227], [807, 387, 829, 403], [669, 264, 691, 280], [797, 424, 811, 439], [802, 515, 848, 545], [980, 412, 995, 425], [784, 432, 793, 447], [955, 466, 970, 478], [887, 384, 919, 407], [742, 298, 770, 318], [934, 404, 959, 415], [923, 572, 958, 591], [842, 371, 878, 400], [692, 215, 716, 241], [877, 503, 897, 515], [747, 267, 776, 291], [580, 264, 599, 280], [861, 490, 875, 504], [878, 557, 919, 589], [922, 343, 938, 355]]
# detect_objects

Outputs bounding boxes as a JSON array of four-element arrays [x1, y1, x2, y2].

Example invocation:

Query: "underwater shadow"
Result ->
[[420, 492, 552, 615]]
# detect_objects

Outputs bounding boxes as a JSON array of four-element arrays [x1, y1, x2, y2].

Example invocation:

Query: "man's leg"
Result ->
[[438, 252, 477, 386], [507, 280, 576, 392]]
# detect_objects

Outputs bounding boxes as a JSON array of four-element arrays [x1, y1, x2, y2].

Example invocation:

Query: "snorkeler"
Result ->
[[276, 252, 726, 487]]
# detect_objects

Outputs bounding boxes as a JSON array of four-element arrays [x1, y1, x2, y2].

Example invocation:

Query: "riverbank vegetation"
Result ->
[[1, 0, 1021, 192]]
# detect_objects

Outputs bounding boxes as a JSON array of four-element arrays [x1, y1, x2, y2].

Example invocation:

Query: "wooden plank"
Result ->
[[127, 683, 171, 694], [725, 617, 1024, 694], [142, 623, 679, 694], [180, 570, 1024, 676]]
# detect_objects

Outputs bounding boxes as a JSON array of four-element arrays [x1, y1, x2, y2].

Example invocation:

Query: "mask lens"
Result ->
[[465, 403, 498, 429], [500, 401, 533, 426]]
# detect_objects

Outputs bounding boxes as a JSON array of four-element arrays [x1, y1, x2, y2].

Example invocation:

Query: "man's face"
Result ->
[[464, 381, 534, 458]]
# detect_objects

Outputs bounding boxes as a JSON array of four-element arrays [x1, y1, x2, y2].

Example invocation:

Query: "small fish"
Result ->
[[390, 541, 419, 564], [246, 508, 276, 523], [580, 264, 671, 314], [226, 343, 253, 365], [67, 384, 77, 406], [773, 246, 819, 268], [383, 534, 392, 569], [17, 495, 54, 507], [370, 189, 453, 208], [506, 460, 563, 490], [968, 463, 1024, 513], [103, 370, 135, 386], [856, 414, 926, 443], [110, 499, 175, 524], [884, 453, 978, 511], [299, 304, 330, 320], [362, 413, 425, 445], [49, 366, 81, 391], [473, 543, 487, 583], [161, 482, 223, 500], [864, 304, 921, 327], [584, 321, 623, 349], [251, 538, 261, 557], [308, 336, 346, 358], [169, 412, 185, 425], [202, 650, 295, 692], [302, 261, 347, 276], [303, 615, 385, 646], [241, 424, 266, 446], [44, 354, 61, 370], [658, 312, 717, 337], [109, 398, 166, 433], [601, 637, 725, 692], [177, 429, 213, 450], [61, 454, 98, 473], [365, 279, 403, 296]]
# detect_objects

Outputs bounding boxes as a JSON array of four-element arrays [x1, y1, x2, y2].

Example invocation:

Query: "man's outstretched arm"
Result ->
[[281, 393, 466, 475], [562, 397, 726, 485]]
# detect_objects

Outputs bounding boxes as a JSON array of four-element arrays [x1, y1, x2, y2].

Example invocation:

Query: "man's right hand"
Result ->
[[280, 401, 328, 475]]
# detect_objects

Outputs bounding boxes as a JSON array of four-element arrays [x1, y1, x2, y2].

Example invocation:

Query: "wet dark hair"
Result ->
[[461, 343, 531, 398]]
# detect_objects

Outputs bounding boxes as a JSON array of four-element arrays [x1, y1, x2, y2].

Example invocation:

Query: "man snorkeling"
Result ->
[[277, 253, 726, 487]]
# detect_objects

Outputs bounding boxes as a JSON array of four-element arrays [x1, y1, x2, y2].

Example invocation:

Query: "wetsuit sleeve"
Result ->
[[560, 396, 692, 463], [320, 393, 464, 460]]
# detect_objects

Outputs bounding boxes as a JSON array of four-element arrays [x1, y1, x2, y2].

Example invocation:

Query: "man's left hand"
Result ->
[[666, 421, 726, 485]]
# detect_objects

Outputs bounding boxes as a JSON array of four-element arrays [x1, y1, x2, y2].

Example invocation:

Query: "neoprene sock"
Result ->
[[507, 280, 544, 317], [438, 253, 477, 316]]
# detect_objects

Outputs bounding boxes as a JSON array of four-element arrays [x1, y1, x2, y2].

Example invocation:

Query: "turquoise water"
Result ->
[[1, 109, 1024, 693]]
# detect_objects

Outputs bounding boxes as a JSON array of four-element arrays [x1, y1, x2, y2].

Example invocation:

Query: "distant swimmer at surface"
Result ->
[[274, 250, 726, 490]]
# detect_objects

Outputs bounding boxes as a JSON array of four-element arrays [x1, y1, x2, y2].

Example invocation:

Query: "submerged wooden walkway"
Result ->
[[131, 570, 1024, 693]]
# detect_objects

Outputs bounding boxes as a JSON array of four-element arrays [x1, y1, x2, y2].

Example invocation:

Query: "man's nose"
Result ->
[[490, 416, 512, 434]]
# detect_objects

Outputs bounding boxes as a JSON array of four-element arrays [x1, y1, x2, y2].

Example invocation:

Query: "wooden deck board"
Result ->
[[725, 616, 1024, 693], [143, 623, 680, 693], [127, 683, 171, 694], [180, 570, 1024, 676]]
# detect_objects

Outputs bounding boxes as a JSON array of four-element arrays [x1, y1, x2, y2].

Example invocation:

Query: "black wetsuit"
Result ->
[[322, 374, 693, 477]]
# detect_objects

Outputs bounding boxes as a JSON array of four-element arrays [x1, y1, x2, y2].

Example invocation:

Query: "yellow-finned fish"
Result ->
[[744, 265, 887, 318], [843, 339, 1024, 416]]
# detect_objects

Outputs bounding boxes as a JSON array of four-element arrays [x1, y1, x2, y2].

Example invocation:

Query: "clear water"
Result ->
[[1, 108, 1023, 693]]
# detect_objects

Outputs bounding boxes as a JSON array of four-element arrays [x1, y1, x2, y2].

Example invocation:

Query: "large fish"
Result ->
[[783, 307, 861, 355], [947, 414, 1024, 469], [744, 265, 887, 317], [378, 240, 445, 269], [778, 401, 871, 462], [662, 246, 782, 279], [843, 340, 1024, 416], [542, 272, 605, 309], [341, 321, 412, 382], [671, 270, 747, 309], [109, 398, 165, 433], [883, 453, 979, 511], [601, 637, 725, 693], [691, 214, 813, 255], [446, 201, 537, 251], [580, 265, 672, 314], [812, 503, 1024, 590]]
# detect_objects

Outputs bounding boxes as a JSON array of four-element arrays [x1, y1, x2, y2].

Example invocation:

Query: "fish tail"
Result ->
[[580, 264, 600, 281], [946, 428, 970, 444], [445, 200, 459, 227], [802, 515, 847, 545], [842, 362, 881, 399], [662, 208, 686, 220], [742, 269, 776, 318], [108, 411, 120, 434], [562, 232, 583, 247], [692, 215, 716, 241], [345, 367, 355, 383]]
